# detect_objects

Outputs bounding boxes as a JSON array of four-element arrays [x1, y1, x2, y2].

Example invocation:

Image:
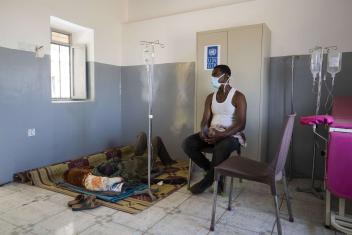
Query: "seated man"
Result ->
[[182, 64, 247, 194]]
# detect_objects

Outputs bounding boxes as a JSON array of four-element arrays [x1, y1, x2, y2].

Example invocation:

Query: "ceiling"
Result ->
[[126, 0, 254, 22]]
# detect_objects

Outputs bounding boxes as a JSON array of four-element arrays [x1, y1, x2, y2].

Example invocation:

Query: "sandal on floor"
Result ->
[[71, 195, 101, 211], [67, 194, 86, 207]]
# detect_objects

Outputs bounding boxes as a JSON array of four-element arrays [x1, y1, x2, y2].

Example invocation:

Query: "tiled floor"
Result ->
[[0, 179, 344, 235]]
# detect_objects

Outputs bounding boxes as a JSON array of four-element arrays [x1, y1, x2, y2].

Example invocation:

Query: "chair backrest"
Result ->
[[270, 113, 296, 175]]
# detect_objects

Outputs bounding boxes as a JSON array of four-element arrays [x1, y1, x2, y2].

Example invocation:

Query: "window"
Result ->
[[50, 30, 87, 100]]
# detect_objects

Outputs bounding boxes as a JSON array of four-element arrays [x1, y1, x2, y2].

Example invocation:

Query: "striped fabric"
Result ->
[[14, 147, 188, 214]]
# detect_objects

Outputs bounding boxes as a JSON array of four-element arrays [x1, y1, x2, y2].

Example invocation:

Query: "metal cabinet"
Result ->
[[196, 24, 271, 161]]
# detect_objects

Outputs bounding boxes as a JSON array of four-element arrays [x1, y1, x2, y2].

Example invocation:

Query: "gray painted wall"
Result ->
[[121, 54, 352, 178], [121, 63, 195, 161], [0, 47, 122, 184], [1, 45, 351, 183], [268, 52, 352, 178]]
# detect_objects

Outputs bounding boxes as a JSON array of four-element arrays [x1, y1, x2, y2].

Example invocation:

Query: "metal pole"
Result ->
[[147, 46, 155, 191], [291, 56, 295, 114], [145, 51, 156, 201], [311, 131, 317, 188], [288, 56, 295, 179], [296, 48, 324, 199], [140, 40, 164, 201]]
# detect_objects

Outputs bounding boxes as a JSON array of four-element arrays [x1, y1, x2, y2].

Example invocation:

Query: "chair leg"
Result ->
[[273, 194, 283, 235], [187, 159, 192, 190], [238, 153, 242, 184], [228, 177, 234, 211], [282, 174, 294, 222], [325, 190, 331, 226], [210, 177, 219, 231]]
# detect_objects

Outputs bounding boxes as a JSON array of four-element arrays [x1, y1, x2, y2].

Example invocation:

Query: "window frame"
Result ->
[[50, 29, 73, 101], [51, 29, 71, 46]]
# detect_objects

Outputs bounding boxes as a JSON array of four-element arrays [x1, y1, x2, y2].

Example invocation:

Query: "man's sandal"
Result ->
[[71, 195, 101, 211], [67, 194, 86, 207]]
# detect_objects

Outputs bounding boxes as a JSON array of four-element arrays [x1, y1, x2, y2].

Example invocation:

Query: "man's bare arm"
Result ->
[[200, 94, 213, 138], [222, 91, 247, 136]]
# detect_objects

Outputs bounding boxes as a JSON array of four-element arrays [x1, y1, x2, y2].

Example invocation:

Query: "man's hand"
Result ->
[[204, 129, 225, 144], [199, 126, 209, 140], [199, 131, 207, 140]]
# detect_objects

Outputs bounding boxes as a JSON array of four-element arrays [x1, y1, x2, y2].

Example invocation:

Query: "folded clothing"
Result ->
[[84, 174, 124, 192], [64, 167, 124, 192]]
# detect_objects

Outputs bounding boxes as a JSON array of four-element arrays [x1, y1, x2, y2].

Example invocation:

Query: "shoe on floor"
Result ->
[[67, 194, 86, 207], [190, 176, 213, 195], [209, 178, 225, 195], [71, 195, 101, 211]]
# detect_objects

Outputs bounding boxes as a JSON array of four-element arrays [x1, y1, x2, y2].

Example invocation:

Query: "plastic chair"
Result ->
[[210, 114, 296, 235]]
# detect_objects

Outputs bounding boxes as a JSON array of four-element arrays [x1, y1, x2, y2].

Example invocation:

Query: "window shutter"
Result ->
[[70, 44, 87, 99]]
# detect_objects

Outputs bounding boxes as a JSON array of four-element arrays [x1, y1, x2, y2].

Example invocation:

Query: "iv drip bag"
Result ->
[[327, 51, 342, 78], [310, 48, 323, 79]]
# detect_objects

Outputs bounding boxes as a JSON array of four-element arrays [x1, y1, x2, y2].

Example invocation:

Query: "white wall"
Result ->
[[0, 0, 127, 66], [127, 0, 252, 22], [1, 0, 351, 66], [122, 0, 352, 66]]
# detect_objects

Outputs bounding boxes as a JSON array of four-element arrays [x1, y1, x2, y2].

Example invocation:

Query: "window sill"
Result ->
[[52, 99, 94, 104]]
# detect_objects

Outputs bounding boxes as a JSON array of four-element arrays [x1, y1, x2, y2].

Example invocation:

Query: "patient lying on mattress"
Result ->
[[63, 132, 177, 192]]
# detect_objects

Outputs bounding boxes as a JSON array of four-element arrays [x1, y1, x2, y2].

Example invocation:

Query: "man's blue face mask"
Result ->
[[211, 73, 230, 89]]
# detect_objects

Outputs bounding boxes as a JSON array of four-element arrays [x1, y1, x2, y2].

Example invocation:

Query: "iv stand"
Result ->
[[287, 55, 296, 180], [296, 47, 325, 199], [140, 40, 165, 201]]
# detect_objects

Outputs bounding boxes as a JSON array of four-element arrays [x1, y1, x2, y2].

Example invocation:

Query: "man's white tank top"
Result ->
[[211, 87, 236, 128], [210, 87, 245, 146]]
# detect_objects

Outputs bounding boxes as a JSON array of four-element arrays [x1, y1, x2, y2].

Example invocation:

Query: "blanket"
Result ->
[[13, 146, 188, 214]]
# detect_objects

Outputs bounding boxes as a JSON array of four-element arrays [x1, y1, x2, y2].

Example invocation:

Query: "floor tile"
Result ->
[[208, 223, 258, 235], [147, 213, 209, 235], [279, 197, 325, 224], [10, 222, 50, 235], [80, 222, 142, 235], [285, 179, 325, 204], [267, 219, 337, 235], [196, 189, 232, 205], [82, 205, 118, 217], [0, 200, 65, 226], [219, 206, 274, 233], [0, 192, 36, 213], [239, 180, 272, 195], [34, 209, 97, 235], [46, 193, 75, 208], [232, 192, 275, 213], [3, 183, 55, 196], [153, 192, 190, 211], [0, 187, 17, 198], [0, 180, 340, 235], [177, 195, 227, 221], [176, 185, 191, 194], [0, 218, 17, 235], [112, 205, 167, 231], [1, 183, 36, 192]]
